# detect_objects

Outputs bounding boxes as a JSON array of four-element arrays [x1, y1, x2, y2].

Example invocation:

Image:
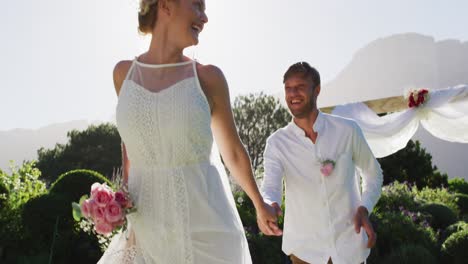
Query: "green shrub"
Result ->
[[416, 187, 459, 215], [20, 169, 107, 263], [442, 221, 468, 242], [374, 181, 419, 212], [0, 161, 46, 209], [49, 169, 112, 200], [22, 193, 71, 245], [448, 178, 468, 195], [235, 191, 286, 264], [0, 180, 8, 207], [419, 203, 458, 230], [380, 244, 437, 264], [0, 161, 47, 263], [247, 233, 284, 264], [368, 211, 437, 261], [21, 192, 101, 263], [441, 229, 468, 264], [454, 193, 468, 216], [234, 191, 257, 230]]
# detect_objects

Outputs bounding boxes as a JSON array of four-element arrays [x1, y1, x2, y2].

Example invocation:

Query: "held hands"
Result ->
[[353, 206, 377, 248], [256, 202, 283, 236]]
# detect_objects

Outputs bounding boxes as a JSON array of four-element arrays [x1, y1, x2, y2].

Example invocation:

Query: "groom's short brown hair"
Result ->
[[283, 62, 321, 89]]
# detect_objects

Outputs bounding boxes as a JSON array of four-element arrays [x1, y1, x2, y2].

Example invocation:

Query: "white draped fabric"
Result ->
[[331, 85, 468, 158]]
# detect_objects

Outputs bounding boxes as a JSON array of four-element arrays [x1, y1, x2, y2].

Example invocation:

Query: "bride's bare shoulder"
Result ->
[[113, 60, 133, 96]]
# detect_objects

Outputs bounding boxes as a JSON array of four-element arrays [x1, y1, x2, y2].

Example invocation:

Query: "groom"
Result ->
[[260, 62, 383, 264]]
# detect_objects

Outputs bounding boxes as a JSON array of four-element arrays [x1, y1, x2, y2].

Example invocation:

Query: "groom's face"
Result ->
[[284, 74, 318, 118]]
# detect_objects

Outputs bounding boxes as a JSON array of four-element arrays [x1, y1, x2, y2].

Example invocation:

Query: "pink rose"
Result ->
[[105, 201, 123, 223], [114, 191, 129, 208], [92, 203, 106, 221], [320, 163, 334, 177], [90, 182, 102, 199], [95, 186, 114, 208], [81, 199, 93, 218], [94, 219, 113, 235]]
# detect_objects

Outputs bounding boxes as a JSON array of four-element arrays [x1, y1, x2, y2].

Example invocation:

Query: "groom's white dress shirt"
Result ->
[[261, 112, 383, 264]]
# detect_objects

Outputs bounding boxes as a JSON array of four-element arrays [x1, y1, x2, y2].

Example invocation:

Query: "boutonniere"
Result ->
[[320, 159, 336, 177]]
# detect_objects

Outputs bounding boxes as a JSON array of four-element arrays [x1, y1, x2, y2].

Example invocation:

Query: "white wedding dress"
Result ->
[[97, 59, 252, 264]]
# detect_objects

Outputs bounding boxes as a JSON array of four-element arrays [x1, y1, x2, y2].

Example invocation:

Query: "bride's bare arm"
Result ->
[[113, 61, 133, 185], [197, 64, 282, 236]]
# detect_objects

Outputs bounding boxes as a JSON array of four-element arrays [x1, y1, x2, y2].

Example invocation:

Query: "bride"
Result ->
[[97, 0, 280, 263]]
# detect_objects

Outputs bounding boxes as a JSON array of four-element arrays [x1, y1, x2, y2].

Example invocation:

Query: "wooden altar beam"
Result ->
[[320, 95, 408, 114]]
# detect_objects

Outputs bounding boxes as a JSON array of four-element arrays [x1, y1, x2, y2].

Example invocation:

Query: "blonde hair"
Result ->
[[138, 0, 159, 34]]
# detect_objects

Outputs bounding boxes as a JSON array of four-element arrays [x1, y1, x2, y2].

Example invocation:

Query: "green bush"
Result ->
[[454, 193, 468, 216], [0, 180, 8, 207], [374, 181, 420, 212], [441, 229, 468, 264], [49, 169, 112, 200], [234, 191, 257, 230], [416, 187, 459, 215], [247, 233, 284, 264], [19, 169, 108, 263], [380, 244, 437, 264], [448, 178, 468, 195], [0, 161, 47, 263], [234, 191, 286, 264], [368, 211, 437, 262], [22, 193, 71, 246], [21, 192, 101, 263], [419, 203, 458, 230], [442, 221, 468, 242]]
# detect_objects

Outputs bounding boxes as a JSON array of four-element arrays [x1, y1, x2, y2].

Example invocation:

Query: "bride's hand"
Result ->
[[256, 202, 283, 236]]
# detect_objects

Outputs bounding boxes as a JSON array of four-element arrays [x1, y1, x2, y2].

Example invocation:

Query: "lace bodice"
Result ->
[[116, 60, 212, 168]]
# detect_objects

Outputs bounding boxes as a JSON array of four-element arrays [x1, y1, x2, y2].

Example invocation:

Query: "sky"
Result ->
[[1, 0, 468, 130]]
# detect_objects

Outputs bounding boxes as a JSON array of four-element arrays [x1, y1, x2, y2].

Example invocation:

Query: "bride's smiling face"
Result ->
[[167, 0, 208, 48]]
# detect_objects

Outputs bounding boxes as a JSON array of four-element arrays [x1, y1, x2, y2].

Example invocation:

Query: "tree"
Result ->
[[233, 93, 291, 173], [378, 140, 448, 188], [36, 123, 122, 184]]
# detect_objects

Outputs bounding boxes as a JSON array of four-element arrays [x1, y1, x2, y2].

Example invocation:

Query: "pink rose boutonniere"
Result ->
[[320, 159, 336, 177]]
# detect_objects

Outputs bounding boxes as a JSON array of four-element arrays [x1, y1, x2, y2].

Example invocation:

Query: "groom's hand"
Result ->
[[256, 202, 283, 236], [353, 206, 377, 248]]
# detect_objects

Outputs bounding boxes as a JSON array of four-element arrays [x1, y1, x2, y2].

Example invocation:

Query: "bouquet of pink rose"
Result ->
[[72, 182, 135, 235]]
